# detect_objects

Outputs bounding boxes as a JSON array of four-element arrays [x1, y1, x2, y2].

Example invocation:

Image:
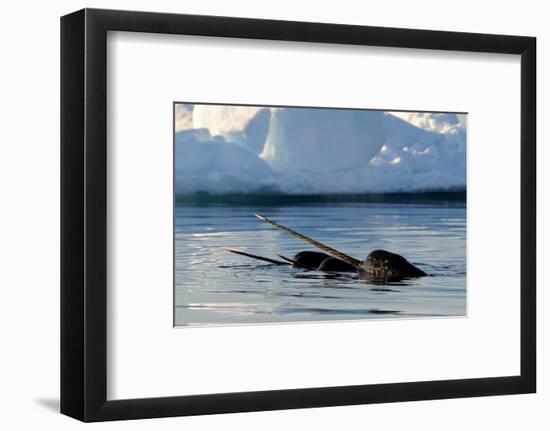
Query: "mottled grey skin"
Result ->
[[360, 249, 427, 282], [293, 249, 426, 281]]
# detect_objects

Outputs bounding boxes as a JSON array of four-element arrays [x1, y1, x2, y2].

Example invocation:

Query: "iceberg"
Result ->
[[174, 104, 466, 196], [192, 105, 271, 155], [174, 128, 279, 195], [260, 108, 387, 173], [387, 111, 466, 134], [174, 104, 193, 132]]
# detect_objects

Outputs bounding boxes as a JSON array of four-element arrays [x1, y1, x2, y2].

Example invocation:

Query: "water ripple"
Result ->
[[175, 203, 467, 326]]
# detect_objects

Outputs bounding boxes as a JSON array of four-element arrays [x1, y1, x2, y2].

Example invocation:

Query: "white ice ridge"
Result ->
[[174, 104, 467, 195]]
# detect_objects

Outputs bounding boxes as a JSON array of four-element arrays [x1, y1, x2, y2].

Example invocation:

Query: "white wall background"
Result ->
[[0, 0, 547, 429]]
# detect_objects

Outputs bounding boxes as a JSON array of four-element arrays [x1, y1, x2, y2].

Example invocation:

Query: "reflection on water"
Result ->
[[175, 202, 466, 326]]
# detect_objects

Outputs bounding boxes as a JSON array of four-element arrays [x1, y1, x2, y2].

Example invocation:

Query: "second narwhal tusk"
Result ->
[[223, 248, 291, 266]]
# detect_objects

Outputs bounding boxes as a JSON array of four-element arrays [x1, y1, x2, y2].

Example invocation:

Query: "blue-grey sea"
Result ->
[[175, 200, 466, 326]]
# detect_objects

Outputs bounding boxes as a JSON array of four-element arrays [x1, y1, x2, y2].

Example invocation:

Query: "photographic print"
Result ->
[[174, 103, 467, 326]]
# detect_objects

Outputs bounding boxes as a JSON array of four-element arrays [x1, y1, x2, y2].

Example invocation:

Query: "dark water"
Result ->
[[175, 201, 466, 326]]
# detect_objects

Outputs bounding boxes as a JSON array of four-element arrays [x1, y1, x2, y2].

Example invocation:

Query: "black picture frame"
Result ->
[[61, 8, 536, 422]]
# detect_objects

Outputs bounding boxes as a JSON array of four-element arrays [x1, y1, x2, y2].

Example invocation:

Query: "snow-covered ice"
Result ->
[[174, 104, 466, 195]]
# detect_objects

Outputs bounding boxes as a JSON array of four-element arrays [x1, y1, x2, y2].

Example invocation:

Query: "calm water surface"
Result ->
[[175, 202, 466, 326]]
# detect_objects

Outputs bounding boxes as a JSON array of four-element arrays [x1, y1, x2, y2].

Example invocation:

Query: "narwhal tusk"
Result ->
[[223, 248, 291, 266], [254, 214, 362, 269]]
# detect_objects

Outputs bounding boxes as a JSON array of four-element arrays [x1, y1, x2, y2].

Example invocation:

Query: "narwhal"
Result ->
[[224, 214, 427, 283]]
